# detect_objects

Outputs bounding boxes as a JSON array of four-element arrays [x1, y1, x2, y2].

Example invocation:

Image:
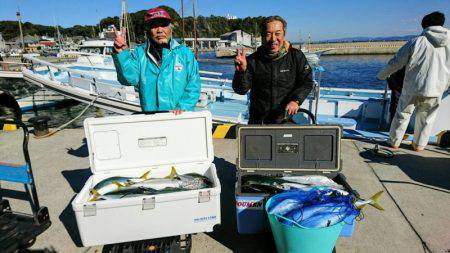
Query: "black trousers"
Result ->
[[389, 89, 402, 124]]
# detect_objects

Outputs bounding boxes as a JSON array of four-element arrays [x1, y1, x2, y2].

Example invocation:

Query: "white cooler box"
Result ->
[[71, 111, 221, 247]]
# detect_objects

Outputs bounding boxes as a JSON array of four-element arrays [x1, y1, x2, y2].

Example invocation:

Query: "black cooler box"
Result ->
[[235, 125, 358, 234]]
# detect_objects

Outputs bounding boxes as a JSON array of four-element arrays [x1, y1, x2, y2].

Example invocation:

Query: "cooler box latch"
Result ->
[[198, 190, 211, 203], [142, 197, 156, 210], [83, 204, 97, 217]]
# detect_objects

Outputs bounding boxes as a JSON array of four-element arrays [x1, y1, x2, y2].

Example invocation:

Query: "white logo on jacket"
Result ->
[[174, 63, 183, 72]]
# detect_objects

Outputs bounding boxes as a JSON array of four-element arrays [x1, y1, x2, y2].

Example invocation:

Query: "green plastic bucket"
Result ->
[[266, 197, 345, 253]]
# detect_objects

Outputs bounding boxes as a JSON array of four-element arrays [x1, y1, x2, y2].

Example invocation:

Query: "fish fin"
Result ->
[[140, 170, 152, 180], [165, 166, 178, 179], [113, 181, 124, 188], [368, 191, 384, 211]]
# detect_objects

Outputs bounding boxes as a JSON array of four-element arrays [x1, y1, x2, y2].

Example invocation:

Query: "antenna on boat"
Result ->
[[16, 7, 25, 50], [193, 0, 198, 59]]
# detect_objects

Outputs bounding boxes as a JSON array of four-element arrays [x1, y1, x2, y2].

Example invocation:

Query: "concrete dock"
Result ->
[[0, 127, 449, 253]]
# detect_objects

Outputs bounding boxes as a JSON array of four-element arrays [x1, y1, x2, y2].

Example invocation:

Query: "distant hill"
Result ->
[[317, 35, 417, 43], [1, 6, 419, 44], [0, 6, 265, 43]]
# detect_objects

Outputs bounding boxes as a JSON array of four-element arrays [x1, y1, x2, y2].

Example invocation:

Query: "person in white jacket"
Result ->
[[377, 11, 450, 151]]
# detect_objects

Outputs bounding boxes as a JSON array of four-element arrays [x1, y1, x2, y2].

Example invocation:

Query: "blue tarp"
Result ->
[[267, 188, 360, 228]]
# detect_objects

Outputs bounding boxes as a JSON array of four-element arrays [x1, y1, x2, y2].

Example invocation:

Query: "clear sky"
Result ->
[[1, 0, 449, 41]]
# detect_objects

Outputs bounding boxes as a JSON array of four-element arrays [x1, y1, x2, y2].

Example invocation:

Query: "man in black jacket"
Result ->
[[386, 67, 405, 124], [233, 16, 313, 124]]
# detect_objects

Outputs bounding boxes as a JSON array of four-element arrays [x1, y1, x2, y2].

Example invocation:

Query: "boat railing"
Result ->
[[59, 50, 101, 57], [23, 56, 234, 103], [200, 76, 237, 104], [24, 55, 98, 78], [201, 76, 232, 85], [320, 86, 388, 95], [23, 55, 139, 103], [199, 70, 223, 76], [0, 61, 30, 72], [23, 54, 395, 107]]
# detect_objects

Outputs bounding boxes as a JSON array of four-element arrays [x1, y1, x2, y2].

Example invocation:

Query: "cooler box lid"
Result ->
[[237, 125, 342, 173], [84, 111, 214, 174]]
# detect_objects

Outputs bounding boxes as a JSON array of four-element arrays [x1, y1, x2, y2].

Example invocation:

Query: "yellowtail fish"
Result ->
[[129, 167, 211, 191], [355, 191, 384, 211], [89, 170, 152, 201], [89, 167, 212, 201]]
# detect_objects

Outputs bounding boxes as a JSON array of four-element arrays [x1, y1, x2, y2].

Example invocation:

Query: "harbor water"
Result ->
[[198, 53, 390, 90], [1, 54, 392, 127]]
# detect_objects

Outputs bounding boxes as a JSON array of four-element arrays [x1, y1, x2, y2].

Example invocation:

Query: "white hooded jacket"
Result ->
[[378, 26, 450, 97]]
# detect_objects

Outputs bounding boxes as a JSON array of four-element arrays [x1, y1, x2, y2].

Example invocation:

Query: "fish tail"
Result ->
[[368, 191, 384, 211], [90, 188, 98, 195], [165, 166, 178, 179], [89, 189, 99, 202], [357, 191, 384, 210], [140, 170, 152, 180]]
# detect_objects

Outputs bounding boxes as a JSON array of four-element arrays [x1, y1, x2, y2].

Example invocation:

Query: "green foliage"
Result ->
[[1, 5, 266, 42], [63, 25, 97, 38], [0, 21, 20, 40]]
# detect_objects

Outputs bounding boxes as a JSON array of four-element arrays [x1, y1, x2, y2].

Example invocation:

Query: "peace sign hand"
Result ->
[[234, 48, 247, 72], [113, 25, 127, 53]]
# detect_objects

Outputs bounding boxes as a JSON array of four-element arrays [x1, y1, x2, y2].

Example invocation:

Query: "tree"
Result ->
[[1, 6, 266, 42]]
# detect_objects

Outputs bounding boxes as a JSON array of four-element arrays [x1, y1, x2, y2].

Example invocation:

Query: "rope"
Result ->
[[364, 143, 395, 159], [34, 95, 99, 139]]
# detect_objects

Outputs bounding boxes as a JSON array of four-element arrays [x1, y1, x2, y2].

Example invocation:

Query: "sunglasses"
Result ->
[[146, 19, 171, 29]]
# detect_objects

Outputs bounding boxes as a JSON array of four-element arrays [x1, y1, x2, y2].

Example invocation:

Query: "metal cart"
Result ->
[[0, 119, 51, 252]]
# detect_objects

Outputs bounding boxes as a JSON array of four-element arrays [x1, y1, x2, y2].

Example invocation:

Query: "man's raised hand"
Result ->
[[113, 26, 127, 53], [234, 48, 247, 72]]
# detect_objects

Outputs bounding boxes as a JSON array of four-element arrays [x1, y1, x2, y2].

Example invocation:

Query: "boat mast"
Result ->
[[181, 0, 185, 42], [16, 8, 25, 50], [308, 34, 311, 52], [55, 22, 62, 45], [96, 7, 101, 36], [121, 0, 132, 46], [193, 0, 198, 59], [253, 21, 257, 49], [298, 30, 302, 49]]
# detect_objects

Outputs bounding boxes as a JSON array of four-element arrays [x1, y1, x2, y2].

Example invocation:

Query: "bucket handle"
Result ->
[[271, 209, 356, 228], [272, 213, 304, 228]]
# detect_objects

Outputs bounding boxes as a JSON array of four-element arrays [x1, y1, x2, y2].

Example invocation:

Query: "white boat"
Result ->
[[78, 40, 115, 55], [17, 90, 67, 112], [21, 54, 449, 142], [215, 46, 254, 58]]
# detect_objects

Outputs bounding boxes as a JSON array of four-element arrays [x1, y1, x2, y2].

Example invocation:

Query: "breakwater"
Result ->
[[295, 41, 407, 55]]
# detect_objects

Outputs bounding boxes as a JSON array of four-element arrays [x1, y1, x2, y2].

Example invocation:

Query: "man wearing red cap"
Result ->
[[112, 7, 201, 114]]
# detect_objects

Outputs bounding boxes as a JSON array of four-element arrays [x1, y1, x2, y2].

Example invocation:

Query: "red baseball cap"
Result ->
[[144, 8, 171, 23]]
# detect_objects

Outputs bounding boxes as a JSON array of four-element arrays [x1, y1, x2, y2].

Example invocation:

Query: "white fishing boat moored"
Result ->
[[21, 54, 449, 142]]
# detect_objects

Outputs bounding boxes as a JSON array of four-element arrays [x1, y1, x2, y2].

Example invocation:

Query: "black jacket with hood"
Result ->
[[232, 46, 313, 124]]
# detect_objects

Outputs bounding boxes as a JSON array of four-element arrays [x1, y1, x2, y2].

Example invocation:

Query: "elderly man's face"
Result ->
[[263, 21, 285, 53], [148, 19, 172, 45]]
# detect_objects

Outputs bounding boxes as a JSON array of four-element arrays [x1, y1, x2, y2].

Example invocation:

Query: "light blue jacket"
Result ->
[[112, 38, 201, 111]]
